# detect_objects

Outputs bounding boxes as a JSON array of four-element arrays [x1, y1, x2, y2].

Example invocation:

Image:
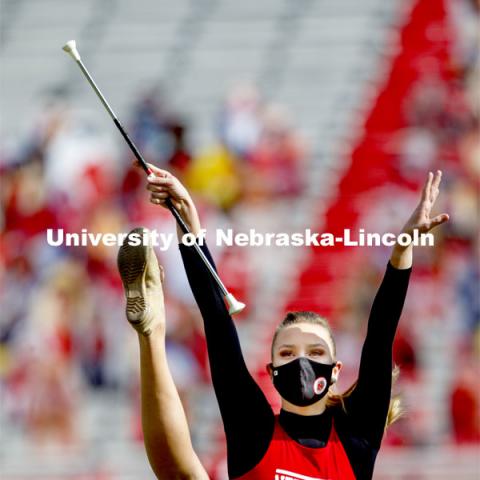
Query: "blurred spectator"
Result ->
[[393, 328, 418, 381], [26, 353, 79, 446], [449, 362, 480, 444], [245, 104, 306, 201], [219, 83, 261, 159], [185, 143, 243, 211], [121, 89, 192, 213], [130, 87, 191, 173]]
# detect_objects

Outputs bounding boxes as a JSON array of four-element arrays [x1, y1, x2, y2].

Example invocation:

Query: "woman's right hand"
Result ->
[[144, 163, 202, 238], [146, 164, 191, 210]]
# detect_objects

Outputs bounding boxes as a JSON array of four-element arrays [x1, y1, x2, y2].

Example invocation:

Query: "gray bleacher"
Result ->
[[1, 0, 395, 156]]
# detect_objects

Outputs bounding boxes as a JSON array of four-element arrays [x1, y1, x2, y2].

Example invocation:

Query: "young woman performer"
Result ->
[[122, 169, 448, 479], [117, 228, 209, 480]]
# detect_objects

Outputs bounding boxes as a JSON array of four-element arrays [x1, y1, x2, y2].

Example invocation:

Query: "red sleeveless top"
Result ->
[[236, 416, 356, 480]]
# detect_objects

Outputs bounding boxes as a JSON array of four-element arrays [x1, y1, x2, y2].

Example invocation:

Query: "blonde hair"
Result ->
[[272, 311, 403, 429]]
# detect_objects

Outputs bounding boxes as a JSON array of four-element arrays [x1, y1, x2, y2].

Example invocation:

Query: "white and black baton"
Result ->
[[62, 40, 245, 315]]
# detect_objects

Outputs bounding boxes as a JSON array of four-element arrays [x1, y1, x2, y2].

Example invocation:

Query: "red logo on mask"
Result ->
[[313, 377, 327, 395]]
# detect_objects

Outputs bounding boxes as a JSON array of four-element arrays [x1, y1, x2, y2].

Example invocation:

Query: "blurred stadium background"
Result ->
[[0, 0, 479, 478]]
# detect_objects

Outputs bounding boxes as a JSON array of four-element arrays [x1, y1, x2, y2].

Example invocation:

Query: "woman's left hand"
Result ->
[[401, 170, 449, 237], [390, 170, 449, 269]]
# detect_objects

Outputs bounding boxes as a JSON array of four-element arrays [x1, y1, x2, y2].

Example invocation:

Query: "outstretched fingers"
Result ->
[[420, 170, 444, 217], [423, 170, 449, 232], [428, 213, 450, 231], [417, 171, 433, 219], [421, 171, 434, 203], [420, 172, 433, 208], [430, 170, 442, 204]]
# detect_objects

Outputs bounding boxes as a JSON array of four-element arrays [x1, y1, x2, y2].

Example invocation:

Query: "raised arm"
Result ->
[[346, 171, 449, 447], [145, 165, 275, 478]]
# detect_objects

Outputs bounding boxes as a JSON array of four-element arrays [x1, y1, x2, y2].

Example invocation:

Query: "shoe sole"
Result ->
[[117, 227, 150, 325]]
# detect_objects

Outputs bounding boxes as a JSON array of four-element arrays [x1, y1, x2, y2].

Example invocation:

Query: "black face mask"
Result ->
[[270, 357, 336, 407]]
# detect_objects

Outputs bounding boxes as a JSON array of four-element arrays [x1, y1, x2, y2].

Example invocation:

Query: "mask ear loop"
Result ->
[[267, 362, 278, 377], [330, 362, 338, 384]]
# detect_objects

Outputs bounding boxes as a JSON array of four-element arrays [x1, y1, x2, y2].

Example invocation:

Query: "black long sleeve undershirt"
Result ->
[[179, 241, 411, 480]]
